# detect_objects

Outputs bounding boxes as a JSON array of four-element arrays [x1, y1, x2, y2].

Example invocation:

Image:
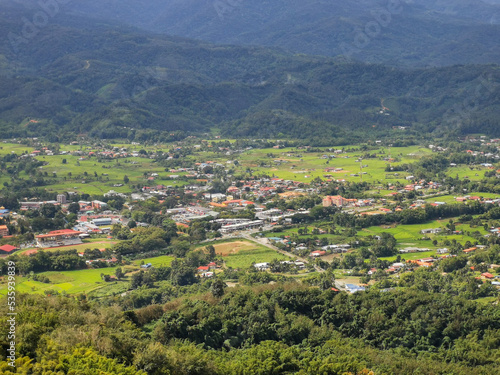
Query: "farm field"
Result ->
[[445, 165, 491, 181], [235, 145, 432, 183], [424, 192, 500, 204], [209, 239, 288, 269], [132, 255, 175, 268], [359, 220, 487, 249], [0, 253, 175, 297], [0, 267, 122, 296], [0, 142, 192, 194], [2, 140, 497, 198]]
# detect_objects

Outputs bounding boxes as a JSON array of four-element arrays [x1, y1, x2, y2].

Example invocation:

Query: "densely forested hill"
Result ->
[[0, 4, 499, 141], [1, 285, 499, 374], [28, 0, 500, 67]]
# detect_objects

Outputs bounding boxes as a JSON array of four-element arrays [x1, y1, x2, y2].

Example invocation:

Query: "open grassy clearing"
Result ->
[[0, 142, 34, 155], [210, 240, 258, 256], [359, 220, 487, 249], [378, 250, 437, 262], [424, 192, 500, 204], [0, 253, 174, 296], [445, 165, 491, 181], [0, 266, 122, 296], [264, 226, 351, 244], [131, 255, 175, 268], [235, 145, 432, 183], [206, 239, 289, 269], [224, 247, 288, 269], [1, 142, 192, 194]]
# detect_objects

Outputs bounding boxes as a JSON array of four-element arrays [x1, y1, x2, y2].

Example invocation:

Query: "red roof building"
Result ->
[[0, 244, 17, 254], [310, 250, 327, 257], [35, 229, 82, 248], [463, 247, 477, 253]]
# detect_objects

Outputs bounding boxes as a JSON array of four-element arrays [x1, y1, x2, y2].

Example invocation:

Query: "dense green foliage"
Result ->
[[1, 284, 499, 374], [38, 0, 500, 67], [1, 4, 500, 141]]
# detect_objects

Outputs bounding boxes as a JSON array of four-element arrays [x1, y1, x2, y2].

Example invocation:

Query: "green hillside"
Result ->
[[54, 0, 500, 67], [0, 2, 499, 142]]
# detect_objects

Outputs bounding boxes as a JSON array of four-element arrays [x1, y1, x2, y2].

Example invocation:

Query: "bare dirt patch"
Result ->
[[214, 241, 254, 256]]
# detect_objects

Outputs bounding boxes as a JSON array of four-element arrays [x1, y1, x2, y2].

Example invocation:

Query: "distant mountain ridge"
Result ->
[[0, 2, 499, 141], [31, 0, 500, 67]]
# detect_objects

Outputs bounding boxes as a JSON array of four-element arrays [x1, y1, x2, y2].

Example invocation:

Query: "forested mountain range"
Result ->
[[0, 2, 499, 141], [33, 0, 500, 67]]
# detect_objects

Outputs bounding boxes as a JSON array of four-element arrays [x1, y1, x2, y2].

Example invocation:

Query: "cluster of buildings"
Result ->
[[256, 208, 309, 223], [19, 199, 108, 212], [214, 178, 316, 201], [322, 195, 374, 208], [218, 220, 264, 234], [35, 229, 83, 248], [167, 206, 219, 224], [253, 260, 306, 271], [197, 262, 219, 278]]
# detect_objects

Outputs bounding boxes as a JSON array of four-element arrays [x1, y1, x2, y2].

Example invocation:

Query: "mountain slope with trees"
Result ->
[[0, 2, 499, 141], [47, 0, 500, 67]]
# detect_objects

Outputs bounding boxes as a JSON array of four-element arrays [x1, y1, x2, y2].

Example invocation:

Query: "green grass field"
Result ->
[[1, 142, 192, 194], [424, 192, 500, 204], [445, 165, 492, 182], [378, 250, 438, 262], [0, 253, 176, 296], [234, 145, 432, 183], [224, 247, 288, 269], [359, 220, 487, 249], [132, 255, 175, 268], [204, 239, 289, 269], [0, 267, 122, 296]]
